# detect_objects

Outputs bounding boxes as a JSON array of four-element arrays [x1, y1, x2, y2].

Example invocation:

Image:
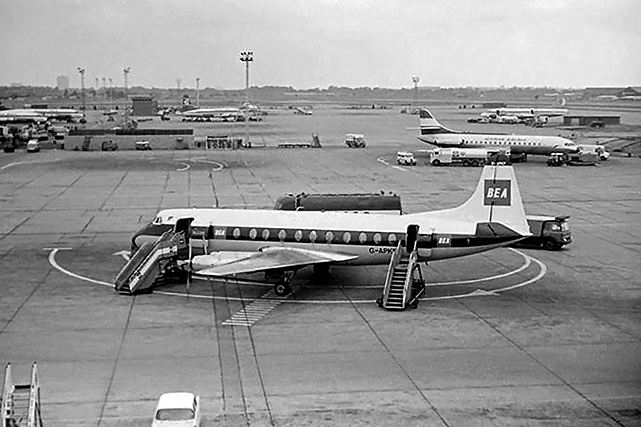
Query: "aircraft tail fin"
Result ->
[[418, 109, 456, 135], [444, 165, 530, 237]]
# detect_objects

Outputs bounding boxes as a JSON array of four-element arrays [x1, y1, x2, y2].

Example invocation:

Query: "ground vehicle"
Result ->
[[26, 139, 40, 153], [152, 392, 201, 427], [1, 126, 15, 152], [396, 151, 416, 165], [101, 140, 118, 151], [135, 140, 152, 150], [547, 151, 598, 166], [429, 148, 494, 166], [577, 144, 610, 161], [344, 133, 366, 148], [512, 215, 572, 250]]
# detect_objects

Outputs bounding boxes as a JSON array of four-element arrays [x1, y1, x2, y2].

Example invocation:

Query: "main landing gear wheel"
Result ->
[[273, 270, 295, 296], [274, 281, 292, 297]]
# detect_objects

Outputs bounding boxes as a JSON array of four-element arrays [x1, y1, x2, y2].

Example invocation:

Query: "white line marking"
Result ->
[[192, 158, 224, 171], [376, 157, 389, 166], [1, 161, 28, 170], [392, 166, 406, 172], [176, 162, 190, 171], [222, 289, 290, 327], [43, 247, 73, 251], [47, 248, 546, 305], [112, 250, 131, 261], [49, 248, 113, 287]]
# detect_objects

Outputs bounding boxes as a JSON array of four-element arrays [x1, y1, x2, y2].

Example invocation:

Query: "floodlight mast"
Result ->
[[412, 76, 420, 106], [108, 78, 113, 109], [123, 67, 131, 125], [239, 50, 253, 148], [196, 77, 200, 108], [77, 67, 86, 122]]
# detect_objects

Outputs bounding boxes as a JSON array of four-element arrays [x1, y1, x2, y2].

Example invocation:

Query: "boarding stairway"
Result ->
[[378, 226, 425, 310], [115, 219, 197, 294], [1, 363, 43, 427]]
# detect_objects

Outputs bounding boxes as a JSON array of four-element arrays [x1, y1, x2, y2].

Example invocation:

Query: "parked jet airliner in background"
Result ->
[[128, 166, 530, 296], [417, 109, 578, 157], [180, 107, 244, 122], [0, 108, 82, 124], [489, 106, 568, 121]]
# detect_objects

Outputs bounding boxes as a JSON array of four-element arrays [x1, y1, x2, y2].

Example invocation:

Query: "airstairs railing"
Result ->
[[381, 241, 403, 307]]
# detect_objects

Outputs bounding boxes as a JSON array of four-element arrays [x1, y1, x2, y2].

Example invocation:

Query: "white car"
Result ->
[[26, 139, 41, 153], [152, 392, 201, 427]]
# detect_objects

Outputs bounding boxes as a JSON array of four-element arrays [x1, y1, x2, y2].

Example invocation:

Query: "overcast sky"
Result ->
[[1, 0, 639, 89]]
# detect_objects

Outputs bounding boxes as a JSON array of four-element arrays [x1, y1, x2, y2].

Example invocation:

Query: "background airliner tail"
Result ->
[[434, 165, 530, 236], [419, 109, 456, 134]]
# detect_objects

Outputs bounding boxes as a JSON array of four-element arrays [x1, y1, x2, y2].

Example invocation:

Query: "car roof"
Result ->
[[526, 214, 569, 222], [156, 392, 196, 409]]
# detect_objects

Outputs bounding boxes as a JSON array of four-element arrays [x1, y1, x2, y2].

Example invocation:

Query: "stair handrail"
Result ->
[[402, 249, 419, 307], [382, 241, 403, 306], [115, 230, 182, 293], [27, 362, 40, 427], [2, 363, 13, 425]]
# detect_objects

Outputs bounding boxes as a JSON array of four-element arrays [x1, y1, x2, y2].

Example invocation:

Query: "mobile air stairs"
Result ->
[[1, 363, 43, 427], [115, 218, 195, 295], [377, 224, 425, 310]]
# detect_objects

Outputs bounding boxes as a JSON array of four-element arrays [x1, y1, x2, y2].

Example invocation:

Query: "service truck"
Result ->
[[344, 133, 366, 148], [512, 215, 572, 250], [429, 147, 502, 167], [547, 151, 599, 166]]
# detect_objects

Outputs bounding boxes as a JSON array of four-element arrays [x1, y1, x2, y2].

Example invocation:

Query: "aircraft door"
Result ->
[[174, 217, 194, 245], [406, 224, 419, 252]]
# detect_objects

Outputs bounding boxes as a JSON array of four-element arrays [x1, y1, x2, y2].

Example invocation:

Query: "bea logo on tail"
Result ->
[[484, 180, 511, 206]]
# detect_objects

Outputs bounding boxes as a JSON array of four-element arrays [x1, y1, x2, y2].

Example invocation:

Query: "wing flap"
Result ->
[[194, 246, 358, 277]]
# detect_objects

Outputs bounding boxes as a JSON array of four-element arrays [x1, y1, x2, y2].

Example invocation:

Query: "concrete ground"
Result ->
[[0, 120, 640, 426]]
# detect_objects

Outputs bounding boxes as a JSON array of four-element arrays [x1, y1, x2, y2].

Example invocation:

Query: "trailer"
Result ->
[[429, 147, 505, 167]]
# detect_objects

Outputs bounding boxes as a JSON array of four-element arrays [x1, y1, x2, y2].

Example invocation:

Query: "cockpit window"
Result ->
[[419, 109, 433, 119], [545, 222, 561, 232], [153, 216, 162, 224]]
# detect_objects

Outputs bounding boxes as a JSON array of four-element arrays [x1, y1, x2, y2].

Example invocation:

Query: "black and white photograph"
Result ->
[[1, 1, 640, 425]]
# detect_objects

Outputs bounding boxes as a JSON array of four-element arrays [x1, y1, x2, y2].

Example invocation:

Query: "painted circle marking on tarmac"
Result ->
[[376, 157, 389, 166], [340, 247, 531, 288], [48, 247, 547, 304]]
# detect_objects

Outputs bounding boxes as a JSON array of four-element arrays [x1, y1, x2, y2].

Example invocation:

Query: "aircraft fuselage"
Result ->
[[418, 133, 577, 156]]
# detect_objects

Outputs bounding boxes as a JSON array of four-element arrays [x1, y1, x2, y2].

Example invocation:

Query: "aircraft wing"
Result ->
[[194, 246, 358, 277]]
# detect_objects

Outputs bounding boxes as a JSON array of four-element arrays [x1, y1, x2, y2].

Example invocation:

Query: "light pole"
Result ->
[[239, 50, 253, 148], [123, 67, 131, 125], [77, 67, 86, 122], [412, 76, 420, 106], [108, 78, 112, 109], [196, 77, 200, 108]]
